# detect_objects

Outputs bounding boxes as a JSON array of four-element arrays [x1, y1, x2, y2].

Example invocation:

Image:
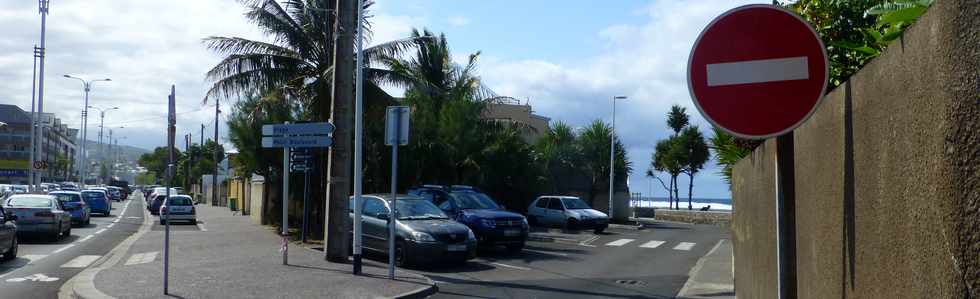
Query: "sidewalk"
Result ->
[[677, 239, 736, 299], [68, 203, 435, 299]]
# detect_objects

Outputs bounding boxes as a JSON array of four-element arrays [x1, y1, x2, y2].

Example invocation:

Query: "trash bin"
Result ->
[[229, 197, 238, 211]]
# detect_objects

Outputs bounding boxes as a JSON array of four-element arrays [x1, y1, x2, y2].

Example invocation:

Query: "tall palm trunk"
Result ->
[[687, 172, 694, 210]]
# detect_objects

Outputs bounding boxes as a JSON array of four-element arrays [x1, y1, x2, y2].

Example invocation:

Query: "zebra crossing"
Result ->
[[602, 238, 696, 251], [17, 250, 161, 269]]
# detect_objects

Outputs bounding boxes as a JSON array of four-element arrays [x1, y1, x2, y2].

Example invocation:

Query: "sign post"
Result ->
[[163, 85, 175, 295], [384, 106, 410, 280], [687, 5, 827, 298], [261, 122, 334, 265]]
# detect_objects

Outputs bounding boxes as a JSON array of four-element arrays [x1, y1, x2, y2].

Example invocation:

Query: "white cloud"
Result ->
[[478, 0, 767, 198], [447, 15, 470, 27]]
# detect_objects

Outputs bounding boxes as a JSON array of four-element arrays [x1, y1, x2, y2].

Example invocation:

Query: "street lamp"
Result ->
[[87, 105, 117, 184], [609, 95, 627, 221], [64, 74, 110, 185]]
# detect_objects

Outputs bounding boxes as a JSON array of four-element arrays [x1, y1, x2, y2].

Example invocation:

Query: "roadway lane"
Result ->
[[0, 193, 145, 298], [417, 221, 729, 298]]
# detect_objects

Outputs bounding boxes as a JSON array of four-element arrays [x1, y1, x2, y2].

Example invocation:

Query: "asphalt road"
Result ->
[[408, 221, 729, 299], [0, 194, 143, 298]]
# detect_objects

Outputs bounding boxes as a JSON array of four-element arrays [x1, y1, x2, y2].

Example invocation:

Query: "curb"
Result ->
[[59, 199, 152, 299], [291, 232, 440, 299], [676, 239, 727, 298]]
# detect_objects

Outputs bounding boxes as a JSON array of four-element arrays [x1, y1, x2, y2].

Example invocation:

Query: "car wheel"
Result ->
[[527, 215, 538, 226], [565, 218, 579, 230], [593, 227, 605, 234], [52, 225, 62, 241], [160, 219, 166, 225], [64, 225, 72, 237], [506, 242, 525, 253], [1, 237, 17, 262]]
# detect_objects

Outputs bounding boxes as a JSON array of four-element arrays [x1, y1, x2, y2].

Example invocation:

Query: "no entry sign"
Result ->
[[687, 5, 828, 139]]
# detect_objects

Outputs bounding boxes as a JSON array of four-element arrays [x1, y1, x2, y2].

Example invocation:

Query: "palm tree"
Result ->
[[651, 138, 684, 209], [708, 127, 753, 187], [536, 121, 581, 193], [679, 126, 710, 210], [578, 120, 632, 207], [667, 105, 689, 136]]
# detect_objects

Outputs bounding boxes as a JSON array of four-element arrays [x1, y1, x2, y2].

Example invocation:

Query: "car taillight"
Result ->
[[35, 211, 55, 217]]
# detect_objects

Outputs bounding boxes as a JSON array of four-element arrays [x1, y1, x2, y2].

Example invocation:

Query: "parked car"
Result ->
[[349, 194, 477, 266], [0, 205, 18, 262], [527, 196, 609, 233], [408, 185, 528, 252], [159, 195, 196, 224], [49, 191, 91, 226], [106, 187, 122, 202], [146, 187, 177, 205], [3, 194, 72, 240], [10, 185, 28, 194], [149, 194, 167, 215], [81, 190, 112, 216]]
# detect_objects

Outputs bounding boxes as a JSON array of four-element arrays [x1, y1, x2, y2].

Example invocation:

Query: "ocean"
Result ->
[[630, 197, 733, 211]]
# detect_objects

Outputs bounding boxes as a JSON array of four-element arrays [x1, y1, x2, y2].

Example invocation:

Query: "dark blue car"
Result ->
[[49, 191, 90, 226], [81, 190, 111, 217], [408, 185, 528, 252]]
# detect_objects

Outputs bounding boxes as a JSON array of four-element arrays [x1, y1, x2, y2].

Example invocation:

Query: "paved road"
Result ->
[[0, 194, 143, 298], [403, 221, 729, 299]]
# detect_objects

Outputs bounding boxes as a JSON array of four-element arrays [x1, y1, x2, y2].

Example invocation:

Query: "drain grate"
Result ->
[[615, 279, 646, 286]]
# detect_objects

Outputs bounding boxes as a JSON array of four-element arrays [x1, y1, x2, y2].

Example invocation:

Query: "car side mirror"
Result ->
[[376, 213, 389, 220]]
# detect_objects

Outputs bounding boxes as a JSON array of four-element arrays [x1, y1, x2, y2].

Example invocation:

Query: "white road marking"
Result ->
[[196, 222, 207, 231], [106, 224, 114, 228], [78, 235, 94, 242], [52, 244, 75, 254], [706, 56, 809, 87], [489, 262, 531, 271], [21, 254, 48, 263], [60, 255, 102, 268], [126, 217, 139, 219], [94, 229, 107, 234], [124, 251, 158, 266], [639, 240, 666, 249], [673, 242, 696, 251], [605, 239, 635, 246], [523, 249, 568, 257], [112, 219, 120, 223], [5, 273, 58, 282], [578, 235, 599, 247]]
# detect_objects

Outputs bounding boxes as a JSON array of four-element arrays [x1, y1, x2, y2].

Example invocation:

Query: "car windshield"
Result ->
[[52, 193, 82, 203], [167, 196, 193, 206], [452, 192, 500, 210], [561, 198, 591, 209], [7, 196, 53, 207], [396, 199, 448, 220]]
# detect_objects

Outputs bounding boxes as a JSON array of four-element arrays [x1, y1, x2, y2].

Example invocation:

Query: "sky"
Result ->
[[0, 0, 768, 199]]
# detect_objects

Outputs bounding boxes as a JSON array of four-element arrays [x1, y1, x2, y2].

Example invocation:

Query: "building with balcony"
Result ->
[[0, 104, 77, 184]]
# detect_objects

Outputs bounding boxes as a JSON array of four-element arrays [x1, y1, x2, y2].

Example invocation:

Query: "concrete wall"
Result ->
[[731, 1, 980, 297], [654, 209, 731, 226], [249, 177, 265, 225]]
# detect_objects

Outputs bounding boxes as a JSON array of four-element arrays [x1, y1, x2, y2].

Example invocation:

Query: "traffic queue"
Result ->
[[0, 183, 131, 263]]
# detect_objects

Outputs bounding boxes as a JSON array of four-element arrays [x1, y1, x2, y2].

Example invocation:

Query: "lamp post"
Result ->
[[64, 75, 110, 185], [608, 95, 627, 221], [88, 105, 117, 184]]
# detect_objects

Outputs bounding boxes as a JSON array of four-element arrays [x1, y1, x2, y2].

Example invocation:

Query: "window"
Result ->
[[535, 198, 550, 208], [363, 198, 387, 218], [548, 198, 564, 210], [561, 197, 591, 209], [437, 198, 454, 211], [7, 196, 53, 208]]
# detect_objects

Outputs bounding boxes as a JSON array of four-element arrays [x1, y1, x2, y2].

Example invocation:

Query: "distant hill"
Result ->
[[82, 140, 150, 163]]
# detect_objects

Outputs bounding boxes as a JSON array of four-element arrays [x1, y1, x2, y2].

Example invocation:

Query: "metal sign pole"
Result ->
[[387, 112, 399, 280], [282, 122, 290, 265], [775, 133, 796, 298], [164, 85, 175, 295], [302, 152, 310, 243]]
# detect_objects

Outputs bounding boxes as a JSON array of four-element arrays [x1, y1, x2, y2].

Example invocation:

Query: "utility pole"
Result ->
[[30, 0, 50, 190], [324, 0, 354, 262], [200, 124, 204, 196], [185, 134, 191, 191], [213, 100, 219, 206], [29, 45, 39, 190]]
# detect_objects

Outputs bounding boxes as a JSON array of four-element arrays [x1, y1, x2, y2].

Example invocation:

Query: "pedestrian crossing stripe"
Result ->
[[639, 240, 665, 248], [673, 242, 696, 251], [605, 239, 635, 246], [61, 255, 101, 268]]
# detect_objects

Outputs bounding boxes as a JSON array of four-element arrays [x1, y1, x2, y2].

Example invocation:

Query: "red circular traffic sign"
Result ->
[[687, 5, 828, 139]]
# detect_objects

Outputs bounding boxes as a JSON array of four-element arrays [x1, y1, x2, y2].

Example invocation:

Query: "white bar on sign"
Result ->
[[706, 56, 809, 86]]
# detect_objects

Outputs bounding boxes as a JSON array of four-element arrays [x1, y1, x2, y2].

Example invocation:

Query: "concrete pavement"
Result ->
[[677, 239, 735, 299], [67, 199, 435, 299]]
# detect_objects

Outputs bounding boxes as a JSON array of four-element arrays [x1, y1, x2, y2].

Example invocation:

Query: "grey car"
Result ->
[[3, 194, 72, 240], [0, 205, 18, 262], [527, 196, 609, 233], [349, 195, 477, 267]]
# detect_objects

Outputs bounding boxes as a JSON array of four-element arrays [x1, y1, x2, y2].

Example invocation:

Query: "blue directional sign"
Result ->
[[262, 122, 334, 136], [261, 136, 333, 148]]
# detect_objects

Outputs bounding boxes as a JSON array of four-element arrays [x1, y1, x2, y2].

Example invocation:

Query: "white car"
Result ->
[[526, 196, 609, 233], [159, 195, 196, 224]]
